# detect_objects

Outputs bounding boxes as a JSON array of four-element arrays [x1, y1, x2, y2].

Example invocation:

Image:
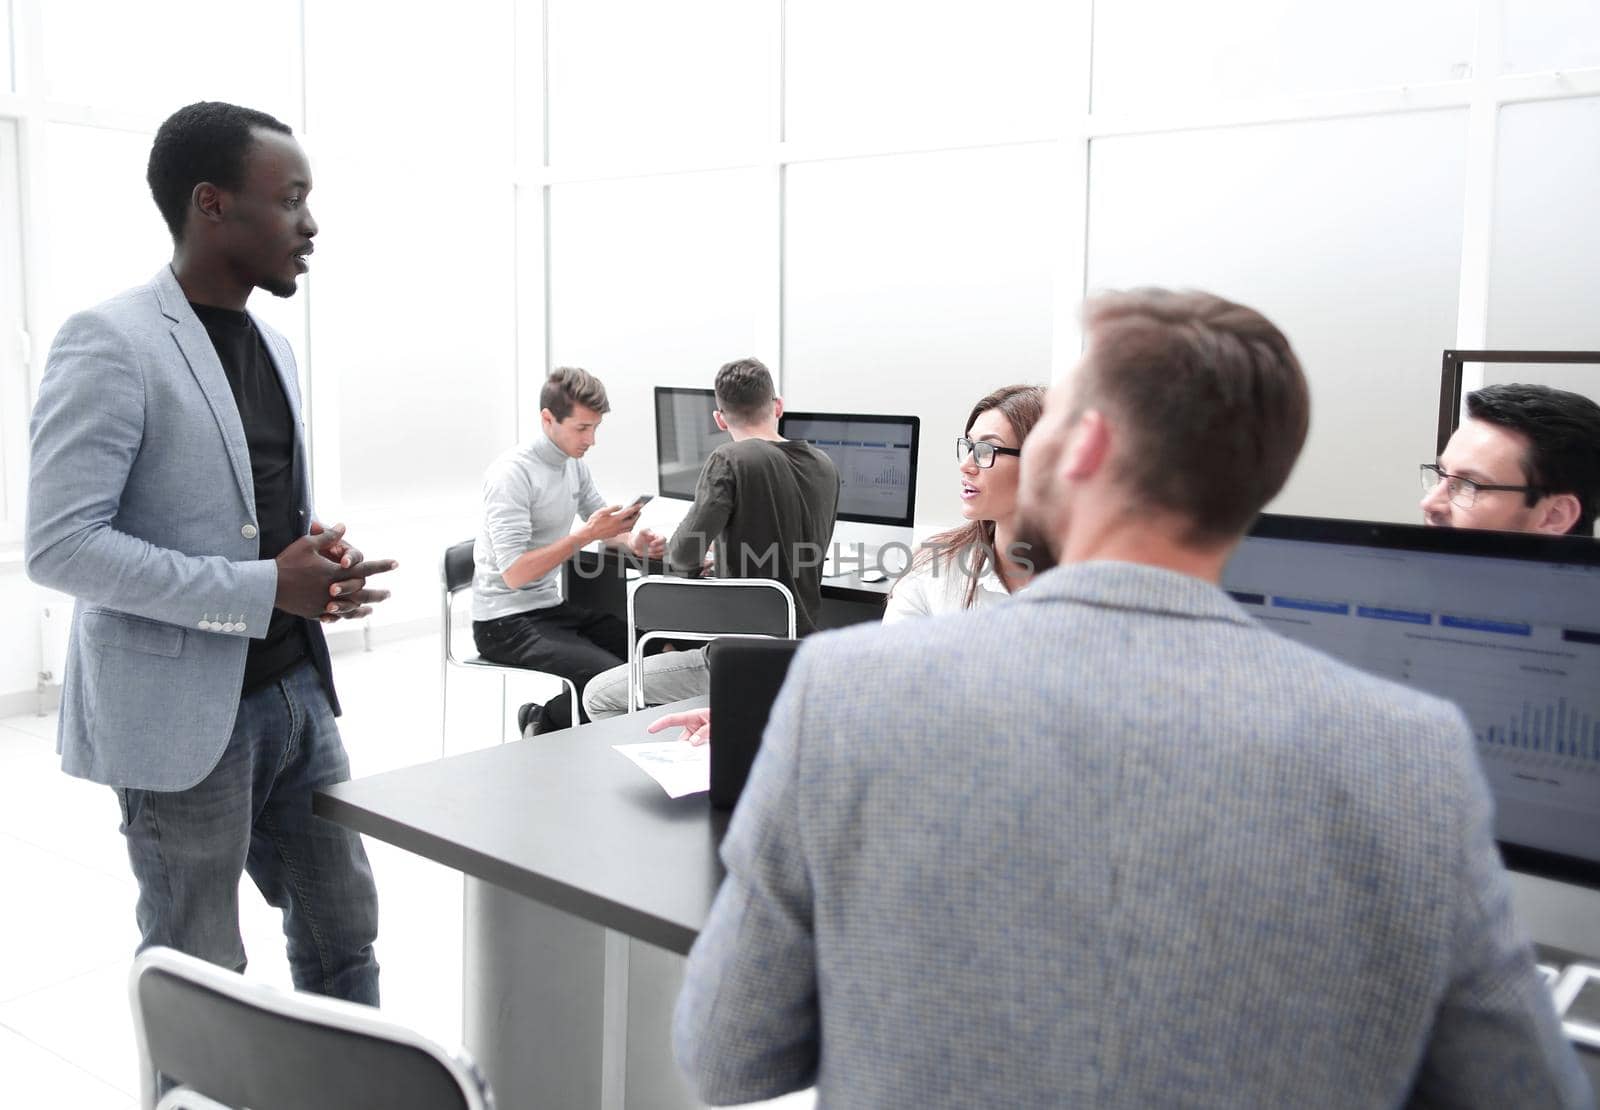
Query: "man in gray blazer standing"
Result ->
[[675, 290, 1590, 1106], [26, 102, 394, 1003]]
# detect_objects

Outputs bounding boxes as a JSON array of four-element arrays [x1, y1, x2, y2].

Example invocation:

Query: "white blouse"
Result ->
[[881, 556, 1014, 623]]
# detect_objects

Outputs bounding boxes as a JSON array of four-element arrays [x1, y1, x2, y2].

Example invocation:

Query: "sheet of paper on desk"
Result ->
[[613, 741, 710, 799]]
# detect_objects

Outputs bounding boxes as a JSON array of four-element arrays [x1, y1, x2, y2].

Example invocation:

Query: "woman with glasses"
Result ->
[[651, 383, 1045, 745], [884, 383, 1045, 623]]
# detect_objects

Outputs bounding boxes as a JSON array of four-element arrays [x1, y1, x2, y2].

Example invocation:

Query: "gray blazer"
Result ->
[[675, 561, 1591, 1108], [26, 266, 327, 791]]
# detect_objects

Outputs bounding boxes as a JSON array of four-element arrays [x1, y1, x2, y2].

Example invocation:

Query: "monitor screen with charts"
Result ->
[[655, 387, 730, 501], [1222, 514, 1600, 887], [778, 411, 920, 528]]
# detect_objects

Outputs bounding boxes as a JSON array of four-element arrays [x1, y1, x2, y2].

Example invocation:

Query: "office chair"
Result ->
[[625, 575, 796, 712], [442, 539, 578, 746], [129, 947, 493, 1110]]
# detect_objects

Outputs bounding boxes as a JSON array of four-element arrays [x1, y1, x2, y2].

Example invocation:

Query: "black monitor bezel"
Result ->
[[1436, 349, 1600, 456], [778, 410, 921, 528], [1244, 512, 1600, 889], [653, 386, 721, 501]]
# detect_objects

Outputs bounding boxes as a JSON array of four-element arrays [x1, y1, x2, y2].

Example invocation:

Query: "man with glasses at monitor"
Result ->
[[1422, 383, 1600, 536]]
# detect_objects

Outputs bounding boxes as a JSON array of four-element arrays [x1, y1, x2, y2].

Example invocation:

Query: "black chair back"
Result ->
[[707, 637, 801, 808], [444, 539, 476, 594], [632, 579, 793, 637]]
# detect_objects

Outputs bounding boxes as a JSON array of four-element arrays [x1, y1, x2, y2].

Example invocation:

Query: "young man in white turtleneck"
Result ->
[[471, 366, 664, 732]]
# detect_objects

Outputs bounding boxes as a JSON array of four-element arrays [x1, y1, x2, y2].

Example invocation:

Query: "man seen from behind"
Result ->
[[674, 290, 1589, 1107]]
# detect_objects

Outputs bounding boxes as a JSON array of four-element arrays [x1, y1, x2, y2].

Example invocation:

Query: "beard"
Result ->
[[259, 272, 300, 299], [1009, 509, 1059, 576]]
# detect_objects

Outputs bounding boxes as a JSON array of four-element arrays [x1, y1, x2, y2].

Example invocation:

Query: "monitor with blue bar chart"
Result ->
[[1222, 514, 1600, 886], [778, 411, 920, 528]]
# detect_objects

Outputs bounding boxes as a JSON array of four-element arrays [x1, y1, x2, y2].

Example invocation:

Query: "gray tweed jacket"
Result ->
[[675, 561, 1591, 1108]]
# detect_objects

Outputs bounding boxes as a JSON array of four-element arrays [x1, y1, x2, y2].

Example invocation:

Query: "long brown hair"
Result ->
[[906, 383, 1045, 609]]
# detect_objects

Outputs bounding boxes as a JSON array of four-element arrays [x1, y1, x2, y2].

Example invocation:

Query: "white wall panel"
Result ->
[[545, 0, 772, 166], [1087, 111, 1470, 525], [301, 1, 515, 628], [785, 0, 1070, 146], [1500, 0, 1600, 74], [37, 0, 299, 124], [33, 124, 170, 350], [1488, 97, 1600, 352], [2, 0, 13, 95], [547, 168, 770, 503], [0, 120, 23, 539], [784, 145, 1057, 533], [1091, 0, 1472, 114], [305, 2, 516, 514]]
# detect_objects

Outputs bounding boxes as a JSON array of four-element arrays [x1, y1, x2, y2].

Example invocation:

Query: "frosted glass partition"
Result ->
[[785, 0, 1071, 146], [1091, 0, 1471, 114], [545, 0, 771, 166], [546, 169, 770, 501], [1500, 0, 1600, 74], [38, 0, 299, 122], [784, 145, 1056, 534], [1488, 98, 1600, 351], [305, 2, 516, 511], [35, 123, 172, 350], [1086, 111, 1469, 526]]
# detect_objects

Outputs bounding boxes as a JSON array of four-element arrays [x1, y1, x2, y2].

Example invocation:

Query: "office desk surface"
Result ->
[[314, 697, 721, 955]]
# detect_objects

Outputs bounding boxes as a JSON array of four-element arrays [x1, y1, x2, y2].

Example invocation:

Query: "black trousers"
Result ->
[[473, 602, 627, 731]]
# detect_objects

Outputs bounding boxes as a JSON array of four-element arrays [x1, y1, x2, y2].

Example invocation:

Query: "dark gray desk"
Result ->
[[316, 699, 718, 1110]]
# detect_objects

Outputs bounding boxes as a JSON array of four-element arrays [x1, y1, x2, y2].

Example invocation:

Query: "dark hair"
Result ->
[[714, 358, 777, 427], [147, 101, 293, 242], [1077, 289, 1310, 545], [1466, 383, 1600, 535], [907, 384, 1046, 608]]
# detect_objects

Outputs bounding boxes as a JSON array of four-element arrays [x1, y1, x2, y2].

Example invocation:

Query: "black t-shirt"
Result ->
[[190, 302, 309, 693]]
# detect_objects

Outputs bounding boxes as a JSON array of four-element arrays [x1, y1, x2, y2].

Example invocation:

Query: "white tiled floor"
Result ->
[[0, 626, 812, 1108]]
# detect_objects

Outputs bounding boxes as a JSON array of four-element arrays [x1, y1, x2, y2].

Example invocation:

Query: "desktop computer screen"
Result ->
[[654, 387, 730, 500], [778, 411, 920, 528], [1222, 514, 1600, 886]]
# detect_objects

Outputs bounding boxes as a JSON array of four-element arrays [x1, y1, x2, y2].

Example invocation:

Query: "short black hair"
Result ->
[[1466, 383, 1600, 535], [147, 101, 293, 242], [714, 357, 777, 426]]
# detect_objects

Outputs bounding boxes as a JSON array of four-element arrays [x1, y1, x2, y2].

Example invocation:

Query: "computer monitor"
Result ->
[[777, 411, 920, 528], [1221, 514, 1600, 887], [654, 387, 729, 501]]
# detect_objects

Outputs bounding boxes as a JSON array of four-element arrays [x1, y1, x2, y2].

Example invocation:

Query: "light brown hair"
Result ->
[[541, 366, 610, 422], [1077, 289, 1309, 544]]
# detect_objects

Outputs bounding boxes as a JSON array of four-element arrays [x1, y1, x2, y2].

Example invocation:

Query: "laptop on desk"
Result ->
[[706, 637, 800, 809]]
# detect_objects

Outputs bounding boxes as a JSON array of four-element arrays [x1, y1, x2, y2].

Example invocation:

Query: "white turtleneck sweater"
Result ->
[[471, 429, 607, 621]]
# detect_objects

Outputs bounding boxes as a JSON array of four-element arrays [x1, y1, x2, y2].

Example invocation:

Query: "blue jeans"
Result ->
[[116, 661, 380, 1004]]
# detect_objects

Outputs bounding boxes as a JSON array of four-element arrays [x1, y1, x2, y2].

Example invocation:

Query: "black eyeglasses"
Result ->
[[1419, 463, 1542, 510], [956, 437, 1021, 469]]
